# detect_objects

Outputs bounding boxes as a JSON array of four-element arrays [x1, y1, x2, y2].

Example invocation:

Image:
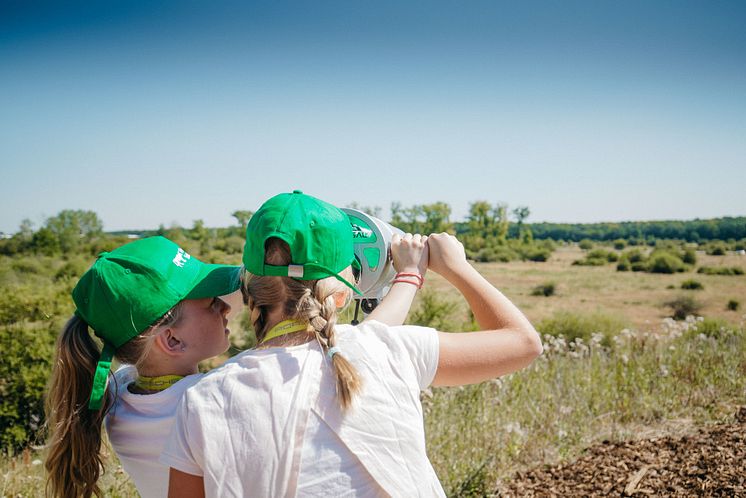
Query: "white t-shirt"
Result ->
[[161, 320, 443, 497], [105, 366, 204, 498]]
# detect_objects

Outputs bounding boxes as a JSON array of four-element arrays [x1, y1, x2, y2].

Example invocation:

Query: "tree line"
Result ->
[[1, 205, 744, 261]]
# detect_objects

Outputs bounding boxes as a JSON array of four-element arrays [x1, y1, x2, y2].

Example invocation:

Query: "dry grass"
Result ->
[[424, 246, 746, 330], [3, 245, 745, 497]]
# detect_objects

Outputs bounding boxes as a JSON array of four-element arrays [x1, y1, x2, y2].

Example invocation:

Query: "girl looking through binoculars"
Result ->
[[163, 191, 543, 497]]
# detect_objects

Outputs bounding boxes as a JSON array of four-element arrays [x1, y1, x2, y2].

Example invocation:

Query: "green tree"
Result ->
[[44, 209, 103, 252], [495, 203, 509, 244], [421, 202, 453, 234], [231, 210, 254, 231], [512, 206, 531, 239]]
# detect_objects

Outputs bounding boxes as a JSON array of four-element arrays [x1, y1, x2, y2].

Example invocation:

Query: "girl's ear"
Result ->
[[333, 290, 349, 308], [153, 328, 184, 357]]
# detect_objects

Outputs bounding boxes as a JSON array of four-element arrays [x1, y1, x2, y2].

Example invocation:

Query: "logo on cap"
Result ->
[[173, 248, 192, 268]]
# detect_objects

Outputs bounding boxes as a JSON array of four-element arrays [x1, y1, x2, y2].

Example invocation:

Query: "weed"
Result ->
[[680, 279, 704, 290], [664, 295, 702, 320], [531, 282, 556, 297], [697, 266, 744, 275]]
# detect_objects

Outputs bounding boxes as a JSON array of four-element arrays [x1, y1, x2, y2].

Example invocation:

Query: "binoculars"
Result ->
[[342, 208, 404, 322]]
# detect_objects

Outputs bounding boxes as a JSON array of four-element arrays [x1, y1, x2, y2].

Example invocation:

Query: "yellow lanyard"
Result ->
[[133, 374, 185, 392], [261, 319, 309, 344]]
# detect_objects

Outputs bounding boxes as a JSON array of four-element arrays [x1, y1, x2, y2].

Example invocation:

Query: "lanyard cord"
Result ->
[[261, 319, 309, 344]]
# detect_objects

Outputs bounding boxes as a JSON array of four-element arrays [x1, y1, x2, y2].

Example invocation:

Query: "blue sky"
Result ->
[[1, 1, 744, 232]]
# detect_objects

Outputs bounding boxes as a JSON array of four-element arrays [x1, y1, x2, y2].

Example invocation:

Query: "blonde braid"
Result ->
[[241, 236, 362, 411], [303, 280, 361, 411]]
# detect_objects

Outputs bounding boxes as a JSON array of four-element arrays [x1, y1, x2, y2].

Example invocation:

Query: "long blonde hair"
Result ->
[[44, 305, 182, 498], [241, 237, 362, 411]]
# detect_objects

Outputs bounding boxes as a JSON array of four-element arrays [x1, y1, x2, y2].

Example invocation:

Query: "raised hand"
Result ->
[[425, 233, 468, 279], [390, 233, 428, 277]]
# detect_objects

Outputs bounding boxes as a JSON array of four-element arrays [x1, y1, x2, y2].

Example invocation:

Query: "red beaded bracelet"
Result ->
[[393, 272, 424, 289]]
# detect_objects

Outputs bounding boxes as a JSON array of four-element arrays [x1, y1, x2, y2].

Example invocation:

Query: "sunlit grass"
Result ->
[[424, 316, 746, 496]]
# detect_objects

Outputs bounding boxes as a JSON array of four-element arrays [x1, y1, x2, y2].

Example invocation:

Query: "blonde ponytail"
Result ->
[[45, 305, 182, 497], [45, 316, 111, 498]]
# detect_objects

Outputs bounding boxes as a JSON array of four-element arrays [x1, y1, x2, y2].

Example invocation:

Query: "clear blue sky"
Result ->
[[1, 0, 744, 233]]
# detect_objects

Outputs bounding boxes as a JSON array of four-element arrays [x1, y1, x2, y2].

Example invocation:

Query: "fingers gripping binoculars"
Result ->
[[341, 208, 404, 324]]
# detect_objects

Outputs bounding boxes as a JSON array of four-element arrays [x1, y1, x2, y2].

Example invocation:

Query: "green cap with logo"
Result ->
[[72, 236, 240, 410], [243, 190, 362, 295]]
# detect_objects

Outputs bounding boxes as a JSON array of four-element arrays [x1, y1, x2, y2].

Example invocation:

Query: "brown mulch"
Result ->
[[498, 407, 746, 497]]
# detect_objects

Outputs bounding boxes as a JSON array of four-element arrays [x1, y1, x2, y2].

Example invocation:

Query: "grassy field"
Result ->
[[427, 246, 746, 330], [2, 244, 745, 497]]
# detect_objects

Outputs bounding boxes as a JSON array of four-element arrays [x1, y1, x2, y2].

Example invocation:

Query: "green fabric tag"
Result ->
[[88, 342, 115, 411]]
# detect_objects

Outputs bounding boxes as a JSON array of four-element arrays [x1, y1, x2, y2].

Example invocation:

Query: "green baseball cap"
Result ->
[[243, 190, 362, 295], [72, 236, 240, 410]]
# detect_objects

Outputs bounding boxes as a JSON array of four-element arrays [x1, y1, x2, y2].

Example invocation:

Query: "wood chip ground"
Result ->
[[497, 407, 745, 497]]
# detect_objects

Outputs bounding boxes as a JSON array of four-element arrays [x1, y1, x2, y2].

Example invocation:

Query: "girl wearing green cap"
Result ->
[[44, 236, 240, 498], [44, 234, 425, 498], [163, 191, 542, 498]]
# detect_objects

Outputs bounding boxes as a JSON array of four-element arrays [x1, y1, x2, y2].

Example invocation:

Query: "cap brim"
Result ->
[[185, 264, 241, 299]]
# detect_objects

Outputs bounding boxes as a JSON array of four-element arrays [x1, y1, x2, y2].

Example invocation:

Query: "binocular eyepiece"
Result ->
[[342, 208, 404, 322]]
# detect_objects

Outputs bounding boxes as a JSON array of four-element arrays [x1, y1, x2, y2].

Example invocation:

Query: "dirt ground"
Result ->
[[498, 407, 746, 497]]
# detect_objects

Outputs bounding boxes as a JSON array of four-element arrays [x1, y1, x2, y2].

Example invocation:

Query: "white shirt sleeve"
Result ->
[[378, 323, 440, 390], [159, 395, 204, 477]]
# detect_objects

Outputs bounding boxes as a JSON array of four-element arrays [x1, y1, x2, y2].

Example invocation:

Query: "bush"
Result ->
[[572, 258, 607, 266], [680, 279, 703, 290], [531, 282, 556, 297], [682, 249, 697, 265], [537, 310, 626, 346], [727, 300, 740, 311], [627, 249, 645, 263], [574, 249, 617, 266], [578, 239, 594, 250], [10, 259, 44, 275], [523, 247, 551, 262], [409, 290, 460, 331], [690, 318, 731, 339], [612, 239, 627, 250], [647, 251, 686, 274], [616, 260, 630, 272], [664, 295, 702, 320], [631, 261, 648, 272], [0, 323, 56, 450], [706, 243, 727, 256], [54, 259, 87, 281], [697, 266, 744, 275], [472, 246, 518, 263]]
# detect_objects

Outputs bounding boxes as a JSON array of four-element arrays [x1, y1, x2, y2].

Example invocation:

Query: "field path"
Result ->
[[498, 408, 746, 497]]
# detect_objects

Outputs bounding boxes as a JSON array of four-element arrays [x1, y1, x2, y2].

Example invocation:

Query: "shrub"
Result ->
[[631, 261, 648, 272], [647, 251, 686, 274], [472, 246, 519, 263], [664, 295, 702, 320], [727, 300, 740, 311], [706, 243, 727, 256], [0, 323, 56, 450], [681, 249, 697, 265], [523, 247, 551, 262], [680, 279, 703, 290], [11, 259, 45, 275], [54, 259, 87, 281], [537, 310, 626, 346], [612, 239, 627, 250], [574, 249, 617, 266], [572, 258, 607, 266], [616, 260, 630, 272], [409, 290, 460, 331], [697, 266, 744, 275], [578, 239, 594, 250], [690, 318, 730, 339], [531, 282, 556, 297]]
